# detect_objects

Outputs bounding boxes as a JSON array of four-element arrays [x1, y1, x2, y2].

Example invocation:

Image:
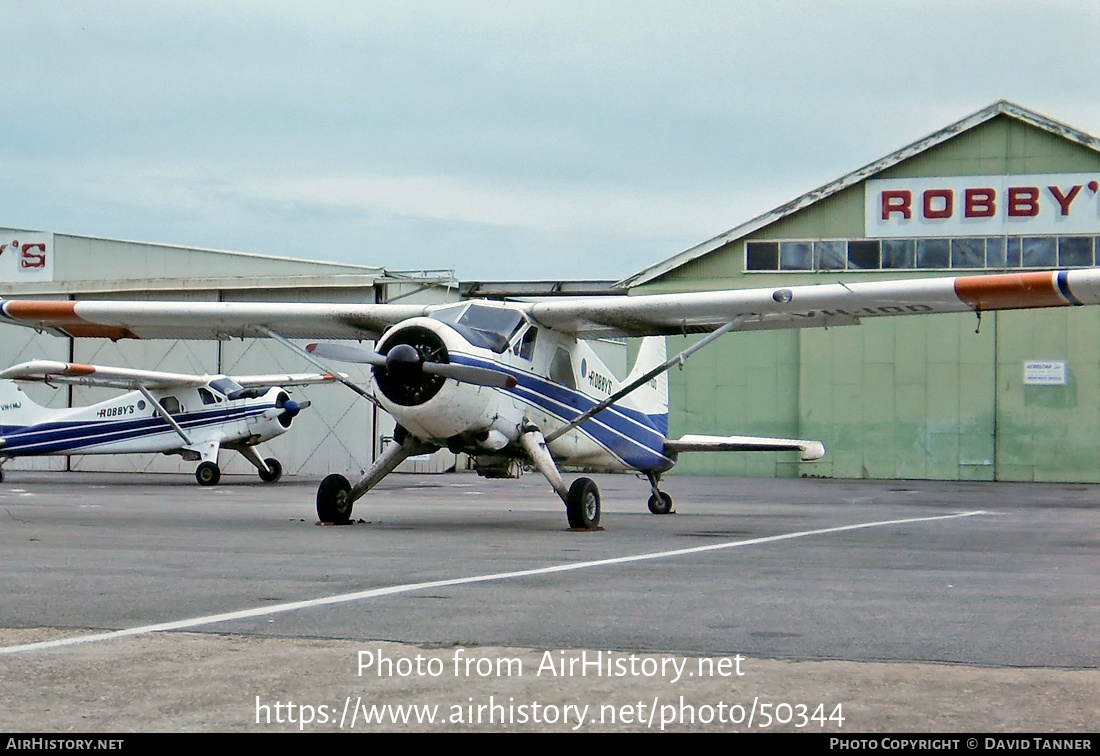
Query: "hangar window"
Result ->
[[847, 240, 880, 269], [746, 242, 778, 270], [915, 238, 949, 268], [1022, 237, 1056, 268], [1059, 236, 1093, 267], [744, 235, 1100, 272], [986, 237, 1007, 267], [779, 241, 812, 270], [814, 241, 846, 270], [951, 238, 984, 268]]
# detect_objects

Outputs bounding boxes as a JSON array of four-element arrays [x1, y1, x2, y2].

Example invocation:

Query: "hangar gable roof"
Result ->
[[618, 100, 1100, 289]]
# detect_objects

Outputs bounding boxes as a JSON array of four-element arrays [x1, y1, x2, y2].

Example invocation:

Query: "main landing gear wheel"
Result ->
[[195, 461, 221, 486], [317, 473, 353, 524], [258, 458, 282, 483], [566, 477, 601, 530], [647, 491, 674, 515]]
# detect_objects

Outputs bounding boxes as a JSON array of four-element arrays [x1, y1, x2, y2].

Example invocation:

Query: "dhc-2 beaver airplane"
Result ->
[[0, 360, 339, 486], [2, 268, 1099, 529]]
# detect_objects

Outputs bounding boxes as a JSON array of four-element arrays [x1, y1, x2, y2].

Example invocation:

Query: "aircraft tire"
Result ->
[[647, 492, 674, 515], [196, 461, 221, 486], [259, 458, 283, 483], [317, 473, 353, 524], [566, 477, 601, 530]]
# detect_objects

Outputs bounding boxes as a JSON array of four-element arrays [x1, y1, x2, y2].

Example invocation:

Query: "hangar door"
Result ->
[[798, 313, 997, 481], [995, 307, 1100, 482]]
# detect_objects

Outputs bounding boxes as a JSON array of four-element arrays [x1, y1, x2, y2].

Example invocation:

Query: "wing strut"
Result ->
[[137, 386, 193, 445], [259, 327, 379, 406], [544, 315, 752, 443]]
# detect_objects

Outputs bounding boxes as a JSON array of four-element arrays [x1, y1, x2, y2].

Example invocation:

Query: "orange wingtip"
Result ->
[[2, 301, 137, 339], [954, 271, 1064, 310]]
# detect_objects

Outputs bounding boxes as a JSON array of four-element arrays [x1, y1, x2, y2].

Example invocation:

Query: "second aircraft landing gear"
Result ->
[[195, 461, 220, 486], [645, 471, 674, 514], [258, 458, 282, 483]]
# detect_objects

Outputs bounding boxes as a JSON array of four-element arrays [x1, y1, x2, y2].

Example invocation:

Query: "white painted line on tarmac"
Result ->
[[0, 510, 988, 655]]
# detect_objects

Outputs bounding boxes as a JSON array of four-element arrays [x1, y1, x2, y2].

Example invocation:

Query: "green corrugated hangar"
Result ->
[[621, 100, 1100, 482]]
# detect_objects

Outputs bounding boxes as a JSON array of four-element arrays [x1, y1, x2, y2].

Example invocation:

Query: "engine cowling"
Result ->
[[373, 325, 450, 406]]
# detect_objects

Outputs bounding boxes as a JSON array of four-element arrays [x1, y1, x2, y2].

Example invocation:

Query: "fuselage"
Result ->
[[0, 383, 289, 457], [370, 304, 674, 473]]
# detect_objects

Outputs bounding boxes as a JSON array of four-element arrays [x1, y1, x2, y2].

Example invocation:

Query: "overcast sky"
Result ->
[[3, 1, 1100, 281]]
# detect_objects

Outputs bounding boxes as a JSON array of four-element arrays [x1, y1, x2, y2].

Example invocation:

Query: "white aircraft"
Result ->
[[1, 268, 1098, 528], [0, 360, 339, 485]]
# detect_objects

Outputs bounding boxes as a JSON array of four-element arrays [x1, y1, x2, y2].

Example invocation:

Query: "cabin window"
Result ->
[[198, 388, 218, 405], [550, 348, 576, 389], [160, 396, 182, 415]]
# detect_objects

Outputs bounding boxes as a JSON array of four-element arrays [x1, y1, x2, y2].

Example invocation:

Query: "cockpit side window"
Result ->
[[514, 326, 538, 360], [198, 388, 218, 406], [550, 348, 576, 389]]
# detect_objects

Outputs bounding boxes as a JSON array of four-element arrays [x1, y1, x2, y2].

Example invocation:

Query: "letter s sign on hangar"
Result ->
[[865, 173, 1100, 237], [0, 232, 53, 283]]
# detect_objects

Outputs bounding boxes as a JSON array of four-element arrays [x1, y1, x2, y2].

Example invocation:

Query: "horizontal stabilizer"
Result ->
[[664, 434, 825, 462]]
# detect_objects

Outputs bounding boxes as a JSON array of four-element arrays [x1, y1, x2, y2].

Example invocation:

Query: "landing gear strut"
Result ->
[[315, 427, 437, 524], [233, 444, 283, 483], [519, 427, 601, 530]]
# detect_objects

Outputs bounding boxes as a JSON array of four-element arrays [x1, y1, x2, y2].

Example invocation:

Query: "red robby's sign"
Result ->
[[0, 232, 53, 283], [866, 174, 1100, 237]]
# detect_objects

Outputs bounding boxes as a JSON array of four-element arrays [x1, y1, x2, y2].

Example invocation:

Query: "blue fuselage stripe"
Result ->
[[0, 404, 273, 455], [450, 354, 673, 471]]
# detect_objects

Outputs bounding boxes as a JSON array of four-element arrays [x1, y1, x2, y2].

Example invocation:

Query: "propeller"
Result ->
[[306, 342, 516, 389], [272, 392, 312, 428]]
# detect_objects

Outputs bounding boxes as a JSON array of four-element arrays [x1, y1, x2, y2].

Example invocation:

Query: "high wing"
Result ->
[[0, 301, 433, 340], [1, 270, 1098, 339], [0, 361, 210, 389], [525, 269, 1100, 337], [0, 360, 340, 391]]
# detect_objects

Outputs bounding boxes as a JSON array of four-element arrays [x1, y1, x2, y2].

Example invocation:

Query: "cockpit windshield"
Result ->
[[430, 303, 527, 353], [209, 377, 244, 397]]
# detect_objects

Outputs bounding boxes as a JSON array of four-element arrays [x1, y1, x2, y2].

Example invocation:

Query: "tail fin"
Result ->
[[623, 337, 669, 431], [0, 380, 52, 427]]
